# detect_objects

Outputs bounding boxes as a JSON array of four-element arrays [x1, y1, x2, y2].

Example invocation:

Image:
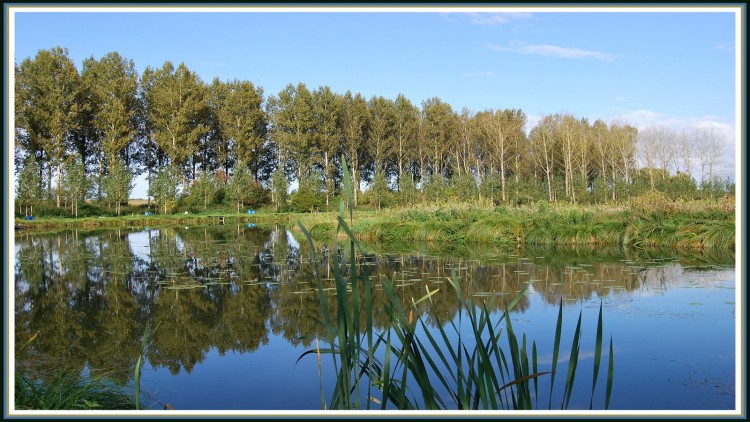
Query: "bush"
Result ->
[[290, 187, 323, 213], [630, 190, 674, 216], [26, 204, 73, 218]]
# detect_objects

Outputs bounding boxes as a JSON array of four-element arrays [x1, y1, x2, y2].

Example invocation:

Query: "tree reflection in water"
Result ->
[[13, 225, 734, 386]]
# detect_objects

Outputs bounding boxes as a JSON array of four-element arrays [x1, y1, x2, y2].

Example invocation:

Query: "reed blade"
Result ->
[[590, 301, 604, 410]]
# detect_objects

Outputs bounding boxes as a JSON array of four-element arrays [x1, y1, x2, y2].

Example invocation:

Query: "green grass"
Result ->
[[17, 199, 734, 251], [15, 369, 137, 410]]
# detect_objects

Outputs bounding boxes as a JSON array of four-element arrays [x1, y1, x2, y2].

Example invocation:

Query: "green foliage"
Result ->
[[16, 155, 45, 206], [630, 190, 673, 217], [15, 46, 82, 207], [102, 159, 132, 216], [12, 46, 732, 226], [60, 155, 93, 218], [149, 165, 180, 214], [362, 171, 393, 210], [228, 163, 253, 212], [423, 175, 448, 203], [290, 187, 324, 213], [15, 369, 136, 410], [449, 173, 478, 202], [141, 61, 210, 172], [397, 176, 419, 207], [188, 171, 220, 211], [81, 51, 139, 163], [271, 167, 289, 212]]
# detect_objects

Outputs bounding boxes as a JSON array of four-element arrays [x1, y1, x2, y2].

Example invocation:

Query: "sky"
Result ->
[[7, 5, 742, 199]]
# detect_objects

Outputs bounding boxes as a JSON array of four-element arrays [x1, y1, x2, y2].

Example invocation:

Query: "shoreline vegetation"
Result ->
[[14, 200, 735, 252]]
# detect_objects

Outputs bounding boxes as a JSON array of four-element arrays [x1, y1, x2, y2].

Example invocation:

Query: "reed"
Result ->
[[15, 369, 136, 410], [298, 156, 614, 410]]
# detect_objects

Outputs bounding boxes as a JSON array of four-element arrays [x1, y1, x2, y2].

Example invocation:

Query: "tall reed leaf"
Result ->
[[548, 299, 563, 409], [606, 336, 614, 410], [341, 155, 353, 220], [590, 302, 604, 410], [562, 309, 583, 409], [134, 323, 151, 410]]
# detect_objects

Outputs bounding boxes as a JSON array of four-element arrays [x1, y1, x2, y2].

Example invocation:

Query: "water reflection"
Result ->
[[14, 225, 735, 387]]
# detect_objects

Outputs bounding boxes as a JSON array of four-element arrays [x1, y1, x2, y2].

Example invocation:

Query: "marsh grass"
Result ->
[[15, 369, 136, 410], [297, 157, 614, 410], [14, 325, 161, 411]]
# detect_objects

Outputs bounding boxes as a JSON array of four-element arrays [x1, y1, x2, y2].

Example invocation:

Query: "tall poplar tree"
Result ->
[[340, 91, 370, 206], [311, 86, 342, 206], [267, 83, 314, 184], [213, 78, 267, 179], [141, 61, 209, 192], [15, 46, 82, 207], [81, 51, 139, 199]]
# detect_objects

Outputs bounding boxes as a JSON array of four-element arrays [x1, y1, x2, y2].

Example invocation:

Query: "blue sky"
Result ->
[[8, 5, 741, 198]]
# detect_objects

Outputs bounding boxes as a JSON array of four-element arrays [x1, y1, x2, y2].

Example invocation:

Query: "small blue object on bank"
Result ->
[[144, 212, 152, 216], [25, 216, 35, 221], [247, 209, 256, 214], [247, 223, 256, 228]]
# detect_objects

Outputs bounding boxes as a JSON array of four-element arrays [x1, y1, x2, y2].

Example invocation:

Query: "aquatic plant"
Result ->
[[298, 157, 614, 410]]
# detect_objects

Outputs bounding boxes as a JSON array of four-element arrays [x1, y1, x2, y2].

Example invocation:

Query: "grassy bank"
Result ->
[[291, 204, 735, 251], [14, 211, 294, 231], [14, 203, 735, 251]]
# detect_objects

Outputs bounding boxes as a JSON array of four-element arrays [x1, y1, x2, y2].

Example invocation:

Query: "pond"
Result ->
[[12, 224, 737, 412]]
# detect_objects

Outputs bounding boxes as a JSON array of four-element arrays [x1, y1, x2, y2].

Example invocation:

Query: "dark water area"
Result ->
[[12, 224, 737, 411]]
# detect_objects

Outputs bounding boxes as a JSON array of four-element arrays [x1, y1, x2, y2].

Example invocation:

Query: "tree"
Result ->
[[610, 121, 638, 201], [370, 171, 391, 210], [422, 97, 459, 179], [694, 127, 726, 195], [141, 61, 210, 192], [638, 125, 677, 191], [591, 119, 612, 203], [103, 159, 133, 216], [392, 94, 419, 188], [368, 95, 395, 177], [311, 86, 342, 206], [271, 167, 288, 212], [190, 171, 219, 211], [267, 83, 314, 184], [149, 166, 180, 214], [212, 78, 267, 179], [16, 154, 45, 214], [477, 108, 526, 203], [340, 91, 370, 206], [677, 129, 694, 178], [15, 46, 83, 207], [81, 51, 139, 199], [529, 116, 557, 202], [61, 155, 90, 218], [228, 163, 254, 212]]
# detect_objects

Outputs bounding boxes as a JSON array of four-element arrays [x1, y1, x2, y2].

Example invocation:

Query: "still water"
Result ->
[[13, 225, 737, 411]]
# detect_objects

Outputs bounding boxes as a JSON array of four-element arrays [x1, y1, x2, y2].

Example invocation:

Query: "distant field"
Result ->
[[128, 199, 149, 206]]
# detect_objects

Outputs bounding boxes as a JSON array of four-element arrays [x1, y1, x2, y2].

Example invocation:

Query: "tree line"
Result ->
[[14, 47, 734, 216]]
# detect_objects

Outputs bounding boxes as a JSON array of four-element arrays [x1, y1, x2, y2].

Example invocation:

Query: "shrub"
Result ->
[[290, 187, 323, 213], [630, 190, 674, 217]]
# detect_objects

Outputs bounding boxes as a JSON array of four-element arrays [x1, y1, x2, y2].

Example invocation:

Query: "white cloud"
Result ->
[[461, 71, 494, 78], [605, 109, 737, 181], [712, 42, 734, 52], [488, 41, 616, 61], [466, 12, 532, 25], [608, 110, 734, 136]]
